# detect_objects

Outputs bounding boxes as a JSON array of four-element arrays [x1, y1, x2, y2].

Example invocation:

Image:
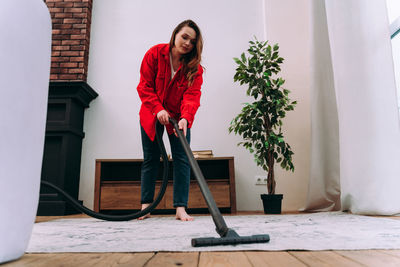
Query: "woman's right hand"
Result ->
[[157, 110, 170, 125]]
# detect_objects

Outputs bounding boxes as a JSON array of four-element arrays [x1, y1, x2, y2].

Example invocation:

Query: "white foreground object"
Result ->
[[0, 0, 51, 263]]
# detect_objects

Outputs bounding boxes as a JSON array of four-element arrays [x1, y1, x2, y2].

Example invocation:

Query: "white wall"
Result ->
[[80, 0, 311, 211]]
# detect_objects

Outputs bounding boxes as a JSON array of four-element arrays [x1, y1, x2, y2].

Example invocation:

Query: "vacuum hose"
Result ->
[[40, 121, 169, 221], [41, 118, 271, 247]]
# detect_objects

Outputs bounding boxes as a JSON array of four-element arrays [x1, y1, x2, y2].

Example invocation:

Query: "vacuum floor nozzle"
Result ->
[[192, 234, 270, 247], [191, 228, 270, 247]]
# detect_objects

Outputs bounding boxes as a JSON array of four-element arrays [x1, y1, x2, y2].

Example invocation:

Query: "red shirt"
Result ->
[[137, 43, 203, 140]]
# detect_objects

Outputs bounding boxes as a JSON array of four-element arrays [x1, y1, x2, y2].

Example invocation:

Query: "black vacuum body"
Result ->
[[41, 119, 270, 247]]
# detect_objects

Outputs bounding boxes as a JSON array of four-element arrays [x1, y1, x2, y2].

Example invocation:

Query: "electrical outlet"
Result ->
[[255, 175, 268, 185]]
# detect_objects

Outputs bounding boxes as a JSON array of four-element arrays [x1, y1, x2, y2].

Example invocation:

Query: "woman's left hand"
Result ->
[[174, 118, 188, 137]]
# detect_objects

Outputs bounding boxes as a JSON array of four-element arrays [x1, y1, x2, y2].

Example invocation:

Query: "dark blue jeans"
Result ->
[[140, 123, 191, 208]]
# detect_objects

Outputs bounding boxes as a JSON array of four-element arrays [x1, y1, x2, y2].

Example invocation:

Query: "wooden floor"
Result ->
[[3, 213, 400, 267]]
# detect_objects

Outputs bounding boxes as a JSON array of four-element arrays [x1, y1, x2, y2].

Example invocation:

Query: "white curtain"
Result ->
[[305, 0, 400, 215]]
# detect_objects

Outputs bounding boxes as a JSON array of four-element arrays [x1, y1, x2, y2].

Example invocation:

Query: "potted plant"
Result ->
[[229, 38, 297, 214]]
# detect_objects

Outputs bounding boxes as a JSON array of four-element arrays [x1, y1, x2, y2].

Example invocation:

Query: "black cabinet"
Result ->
[[37, 82, 97, 215]]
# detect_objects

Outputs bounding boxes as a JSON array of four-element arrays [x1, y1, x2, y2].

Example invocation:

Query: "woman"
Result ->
[[137, 20, 204, 221]]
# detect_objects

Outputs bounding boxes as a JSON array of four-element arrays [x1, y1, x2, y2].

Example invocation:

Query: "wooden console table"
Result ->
[[93, 157, 236, 214]]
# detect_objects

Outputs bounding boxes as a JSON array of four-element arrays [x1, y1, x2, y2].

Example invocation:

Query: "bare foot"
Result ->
[[138, 203, 151, 220], [175, 207, 194, 221]]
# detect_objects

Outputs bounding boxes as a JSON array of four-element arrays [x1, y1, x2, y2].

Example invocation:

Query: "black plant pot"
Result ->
[[260, 194, 283, 214]]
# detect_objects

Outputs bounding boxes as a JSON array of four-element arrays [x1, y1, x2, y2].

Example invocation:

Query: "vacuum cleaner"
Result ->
[[41, 118, 270, 247]]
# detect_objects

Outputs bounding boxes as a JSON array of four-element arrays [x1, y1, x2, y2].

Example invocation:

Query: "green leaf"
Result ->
[[241, 53, 247, 64], [233, 57, 241, 65], [267, 48, 272, 59]]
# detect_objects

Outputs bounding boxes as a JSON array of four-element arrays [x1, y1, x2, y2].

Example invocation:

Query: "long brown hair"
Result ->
[[169, 19, 203, 86]]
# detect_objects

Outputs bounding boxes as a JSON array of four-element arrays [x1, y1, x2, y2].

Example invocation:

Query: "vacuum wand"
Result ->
[[169, 118, 270, 247], [171, 118, 228, 236]]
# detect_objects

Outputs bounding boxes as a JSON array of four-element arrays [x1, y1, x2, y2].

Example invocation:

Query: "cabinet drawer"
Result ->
[[99, 182, 230, 210], [187, 182, 231, 208], [100, 184, 156, 210]]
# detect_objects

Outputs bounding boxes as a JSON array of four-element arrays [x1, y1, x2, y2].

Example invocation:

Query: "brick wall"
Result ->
[[44, 0, 93, 81]]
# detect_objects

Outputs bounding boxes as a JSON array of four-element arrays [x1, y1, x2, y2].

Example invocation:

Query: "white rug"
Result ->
[[27, 212, 400, 252]]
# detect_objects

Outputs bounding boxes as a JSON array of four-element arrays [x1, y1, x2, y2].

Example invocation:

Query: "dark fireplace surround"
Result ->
[[37, 81, 97, 215]]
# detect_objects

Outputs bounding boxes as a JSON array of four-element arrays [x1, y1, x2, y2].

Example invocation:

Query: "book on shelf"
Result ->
[[193, 150, 213, 159], [163, 150, 214, 160]]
